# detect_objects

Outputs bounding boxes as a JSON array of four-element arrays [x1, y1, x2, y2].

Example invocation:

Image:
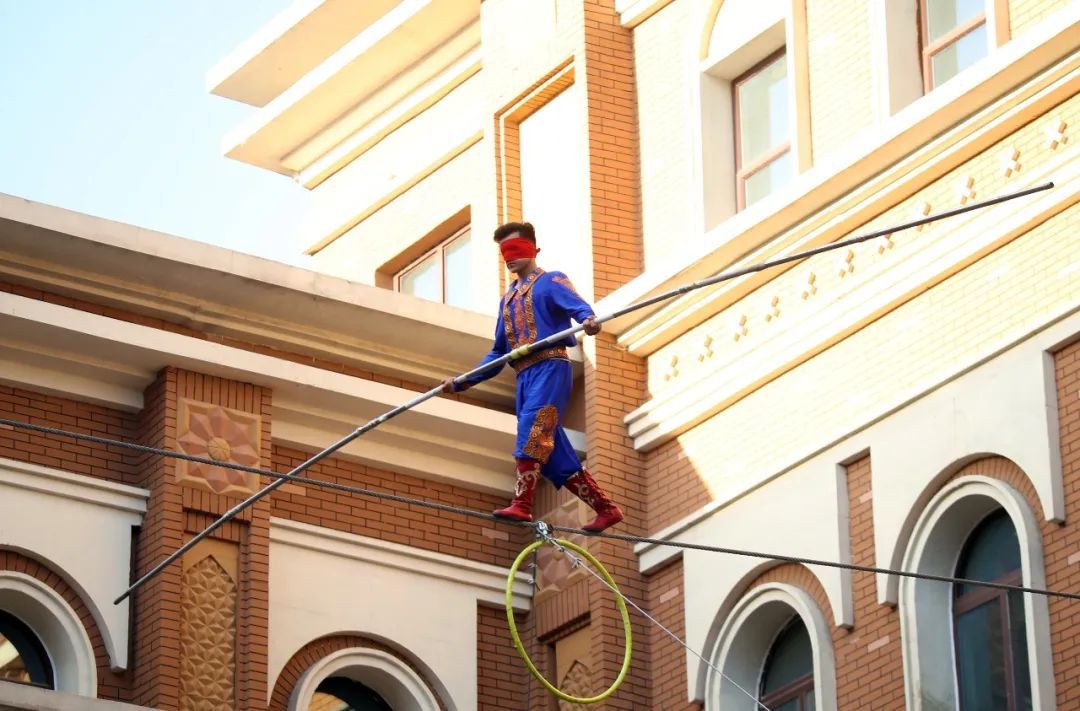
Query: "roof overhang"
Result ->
[[0, 193, 526, 405], [214, 0, 481, 177]]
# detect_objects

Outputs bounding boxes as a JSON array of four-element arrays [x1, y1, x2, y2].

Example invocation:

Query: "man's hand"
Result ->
[[442, 377, 462, 393], [582, 316, 602, 336]]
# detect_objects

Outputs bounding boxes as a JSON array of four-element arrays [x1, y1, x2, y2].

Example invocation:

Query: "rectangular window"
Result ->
[[920, 0, 988, 91], [733, 49, 793, 210], [395, 225, 475, 309]]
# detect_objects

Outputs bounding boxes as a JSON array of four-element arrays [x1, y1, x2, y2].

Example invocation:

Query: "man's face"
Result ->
[[500, 233, 534, 274]]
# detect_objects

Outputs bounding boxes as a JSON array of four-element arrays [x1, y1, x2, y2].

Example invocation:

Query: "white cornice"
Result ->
[[0, 194, 517, 405], [270, 517, 532, 611], [596, 6, 1080, 352], [614, 0, 674, 27], [0, 458, 148, 515]]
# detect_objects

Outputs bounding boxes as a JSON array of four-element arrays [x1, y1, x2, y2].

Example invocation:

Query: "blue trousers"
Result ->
[[514, 358, 581, 488]]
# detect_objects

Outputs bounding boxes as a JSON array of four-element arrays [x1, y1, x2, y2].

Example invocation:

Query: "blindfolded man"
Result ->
[[442, 222, 623, 533]]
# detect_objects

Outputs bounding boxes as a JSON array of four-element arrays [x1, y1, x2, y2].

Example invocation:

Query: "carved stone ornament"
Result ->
[[176, 399, 261, 495]]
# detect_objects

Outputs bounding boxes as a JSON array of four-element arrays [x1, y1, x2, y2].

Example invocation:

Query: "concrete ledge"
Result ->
[[0, 684, 154, 711]]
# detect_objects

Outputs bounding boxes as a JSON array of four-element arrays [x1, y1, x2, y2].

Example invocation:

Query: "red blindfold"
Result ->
[[499, 237, 538, 262]]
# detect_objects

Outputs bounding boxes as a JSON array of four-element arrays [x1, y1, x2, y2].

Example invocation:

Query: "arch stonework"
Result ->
[[0, 549, 130, 701], [897, 459, 1054, 710], [700, 563, 836, 708], [269, 634, 446, 711]]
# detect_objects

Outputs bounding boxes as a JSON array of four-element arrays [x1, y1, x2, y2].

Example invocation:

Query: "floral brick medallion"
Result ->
[[176, 399, 261, 495]]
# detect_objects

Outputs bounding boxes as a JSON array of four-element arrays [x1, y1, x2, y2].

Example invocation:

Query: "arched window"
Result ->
[[760, 617, 814, 711], [0, 609, 54, 689], [310, 676, 393, 710], [952, 510, 1031, 711]]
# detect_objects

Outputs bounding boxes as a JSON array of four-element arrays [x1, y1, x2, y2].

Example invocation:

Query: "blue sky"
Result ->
[[0, 1, 313, 265]]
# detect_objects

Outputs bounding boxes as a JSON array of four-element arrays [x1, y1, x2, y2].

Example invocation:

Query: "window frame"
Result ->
[[0, 609, 54, 690], [393, 224, 472, 306], [732, 47, 792, 210], [758, 615, 815, 710], [951, 511, 1028, 711], [918, 0, 988, 92]]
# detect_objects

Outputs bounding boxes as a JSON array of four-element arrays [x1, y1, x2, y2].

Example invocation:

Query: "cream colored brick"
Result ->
[[807, 0, 876, 161], [1010, 0, 1072, 37], [634, 0, 698, 272]]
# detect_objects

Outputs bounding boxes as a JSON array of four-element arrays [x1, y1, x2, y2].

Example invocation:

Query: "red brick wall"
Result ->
[[270, 445, 529, 568], [834, 455, 904, 709], [0, 550, 132, 701], [0, 385, 139, 485], [646, 558, 702, 711], [1048, 340, 1080, 708], [584, 333, 650, 708], [477, 604, 530, 710], [131, 369, 183, 709], [645, 437, 714, 533], [582, 0, 642, 298]]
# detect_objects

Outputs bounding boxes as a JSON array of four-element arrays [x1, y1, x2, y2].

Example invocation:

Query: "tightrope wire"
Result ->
[[3, 417, 1078, 603]]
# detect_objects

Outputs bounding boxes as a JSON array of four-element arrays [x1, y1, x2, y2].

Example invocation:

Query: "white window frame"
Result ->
[[696, 0, 808, 231], [394, 224, 472, 306], [705, 583, 836, 710], [288, 647, 441, 711], [898, 475, 1055, 710], [0, 572, 97, 696]]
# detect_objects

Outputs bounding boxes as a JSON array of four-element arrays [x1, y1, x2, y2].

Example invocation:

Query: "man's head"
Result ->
[[493, 221, 540, 276]]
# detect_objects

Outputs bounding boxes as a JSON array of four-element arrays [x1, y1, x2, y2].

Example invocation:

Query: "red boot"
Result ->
[[565, 468, 624, 533], [493, 459, 540, 522]]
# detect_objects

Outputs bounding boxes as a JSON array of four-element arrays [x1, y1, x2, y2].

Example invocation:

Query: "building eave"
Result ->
[[206, 0, 403, 108], [217, 0, 481, 178], [0, 193, 521, 406]]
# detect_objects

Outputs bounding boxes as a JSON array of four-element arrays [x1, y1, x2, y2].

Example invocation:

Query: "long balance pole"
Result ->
[[115, 181, 1053, 605]]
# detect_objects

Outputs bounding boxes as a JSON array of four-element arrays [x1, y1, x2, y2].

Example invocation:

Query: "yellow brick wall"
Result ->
[[1010, 0, 1072, 37], [806, 0, 876, 162], [634, 0, 698, 271], [645, 90, 1078, 525]]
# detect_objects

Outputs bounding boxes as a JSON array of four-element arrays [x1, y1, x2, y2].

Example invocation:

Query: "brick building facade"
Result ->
[[1, 0, 1078, 709]]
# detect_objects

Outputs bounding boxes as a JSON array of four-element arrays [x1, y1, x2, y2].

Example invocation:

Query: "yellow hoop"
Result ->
[[504, 538, 633, 704]]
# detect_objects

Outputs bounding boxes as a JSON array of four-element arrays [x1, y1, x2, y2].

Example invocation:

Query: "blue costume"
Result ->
[[457, 268, 594, 488]]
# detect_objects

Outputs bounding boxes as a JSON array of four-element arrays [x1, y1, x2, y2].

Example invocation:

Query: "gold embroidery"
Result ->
[[523, 285, 537, 344], [503, 269, 544, 350], [523, 405, 559, 461], [511, 347, 569, 372], [501, 293, 517, 349]]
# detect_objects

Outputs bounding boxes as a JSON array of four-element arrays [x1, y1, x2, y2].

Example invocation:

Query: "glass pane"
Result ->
[[1008, 591, 1033, 710], [769, 700, 798, 711], [926, 0, 984, 42], [744, 150, 793, 207], [737, 54, 789, 166], [805, 691, 816, 710], [931, 23, 987, 88], [956, 601, 1008, 710], [308, 691, 350, 711], [0, 633, 31, 683], [955, 510, 1021, 596], [399, 253, 440, 303], [762, 618, 813, 692], [443, 230, 474, 310]]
